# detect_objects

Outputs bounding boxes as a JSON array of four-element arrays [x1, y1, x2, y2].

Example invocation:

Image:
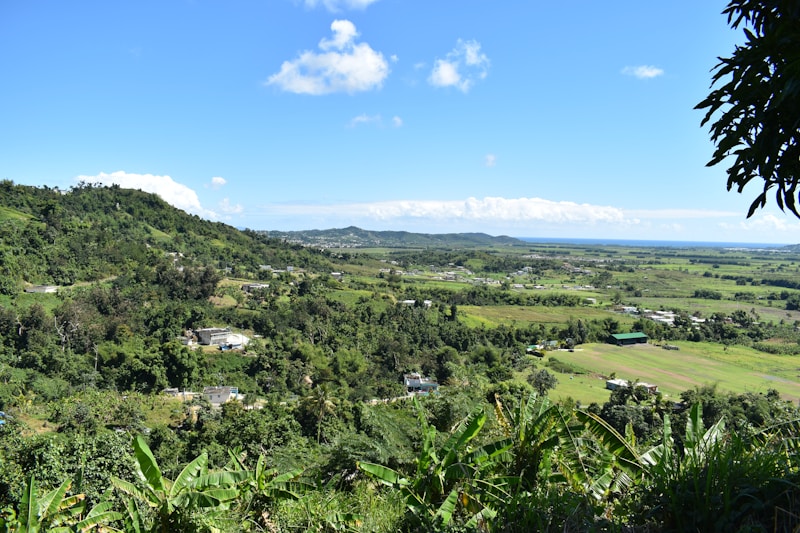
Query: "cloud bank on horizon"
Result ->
[[71, 171, 800, 243]]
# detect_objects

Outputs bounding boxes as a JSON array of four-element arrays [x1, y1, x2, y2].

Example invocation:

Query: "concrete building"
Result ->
[[196, 327, 231, 346]]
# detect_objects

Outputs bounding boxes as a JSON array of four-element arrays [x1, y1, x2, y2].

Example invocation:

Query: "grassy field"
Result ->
[[460, 305, 637, 327], [0, 205, 35, 222], [0, 291, 62, 313], [547, 342, 800, 404], [17, 393, 186, 437]]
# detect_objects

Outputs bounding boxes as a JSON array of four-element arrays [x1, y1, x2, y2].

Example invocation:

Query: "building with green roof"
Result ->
[[609, 332, 648, 346]]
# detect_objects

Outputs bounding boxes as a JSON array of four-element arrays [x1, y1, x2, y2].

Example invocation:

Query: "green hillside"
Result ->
[[0, 180, 334, 291]]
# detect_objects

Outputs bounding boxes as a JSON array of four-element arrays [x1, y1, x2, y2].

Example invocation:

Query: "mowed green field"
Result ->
[[460, 305, 637, 327], [547, 341, 800, 405]]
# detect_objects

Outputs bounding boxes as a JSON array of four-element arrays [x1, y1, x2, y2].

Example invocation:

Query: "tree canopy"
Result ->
[[697, 0, 800, 217]]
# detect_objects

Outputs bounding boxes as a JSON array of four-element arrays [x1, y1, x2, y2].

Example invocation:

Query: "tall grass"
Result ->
[[630, 406, 800, 532]]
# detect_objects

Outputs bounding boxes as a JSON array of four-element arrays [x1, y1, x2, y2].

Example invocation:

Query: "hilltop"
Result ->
[[0, 180, 334, 292]]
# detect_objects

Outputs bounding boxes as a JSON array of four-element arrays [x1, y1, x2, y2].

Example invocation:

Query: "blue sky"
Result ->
[[2, 0, 799, 243]]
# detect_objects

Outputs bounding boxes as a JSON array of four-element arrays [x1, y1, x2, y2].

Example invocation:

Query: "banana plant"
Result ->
[[0, 475, 121, 533], [227, 449, 306, 502], [494, 393, 644, 501], [572, 408, 645, 498], [225, 448, 310, 528], [638, 402, 730, 531], [641, 402, 725, 475], [111, 435, 248, 533], [359, 402, 512, 529]]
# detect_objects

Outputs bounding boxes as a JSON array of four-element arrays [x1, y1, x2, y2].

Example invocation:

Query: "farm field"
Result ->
[[548, 342, 800, 403], [460, 304, 636, 327]]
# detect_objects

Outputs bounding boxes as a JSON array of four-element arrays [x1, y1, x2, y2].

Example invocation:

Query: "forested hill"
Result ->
[[0, 180, 332, 292], [259, 225, 526, 248]]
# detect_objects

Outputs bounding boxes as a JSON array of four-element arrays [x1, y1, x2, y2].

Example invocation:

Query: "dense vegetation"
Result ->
[[2, 182, 800, 531]]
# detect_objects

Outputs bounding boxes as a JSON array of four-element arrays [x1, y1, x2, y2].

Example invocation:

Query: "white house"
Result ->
[[606, 378, 630, 391], [25, 285, 58, 294], [403, 373, 439, 395], [241, 283, 270, 293], [605, 379, 659, 394], [202, 386, 243, 406]]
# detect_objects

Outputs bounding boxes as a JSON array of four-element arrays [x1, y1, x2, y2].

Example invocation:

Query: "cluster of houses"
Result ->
[[526, 341, 559, 356], [562, 262, 593, 276], [393, 263, 474, 283], [399, 299, 433, 308], [619, 306, 706, 327], [164, 373, 440, 410], [162, 386, 244, 407]]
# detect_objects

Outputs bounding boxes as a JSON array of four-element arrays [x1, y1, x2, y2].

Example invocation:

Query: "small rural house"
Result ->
[[241, 283, 270, 293], [403, 373, 439, 395], [605, 378, 630, 391], [24, 285, 58, 294], [526, 345, 545, 357], [609, 332, 648, 346], [202, 386, 243, 406], [605, 379, 659, 394], [219, 332, 250, 351]]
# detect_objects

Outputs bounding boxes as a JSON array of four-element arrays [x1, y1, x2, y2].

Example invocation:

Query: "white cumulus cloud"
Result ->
[[320, 19, 359, 51], [392, 115, 403, 127], [265, 196, 630, 225], [266, 19, 389, 95], [75, 171, 218, 219], [210, 176, 227, 189], [622, 65, 664, 79], [429, 39, 489, 92]]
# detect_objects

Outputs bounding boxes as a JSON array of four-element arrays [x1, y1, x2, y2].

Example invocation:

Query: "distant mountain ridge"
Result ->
[[258, 226, 527, 248]]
